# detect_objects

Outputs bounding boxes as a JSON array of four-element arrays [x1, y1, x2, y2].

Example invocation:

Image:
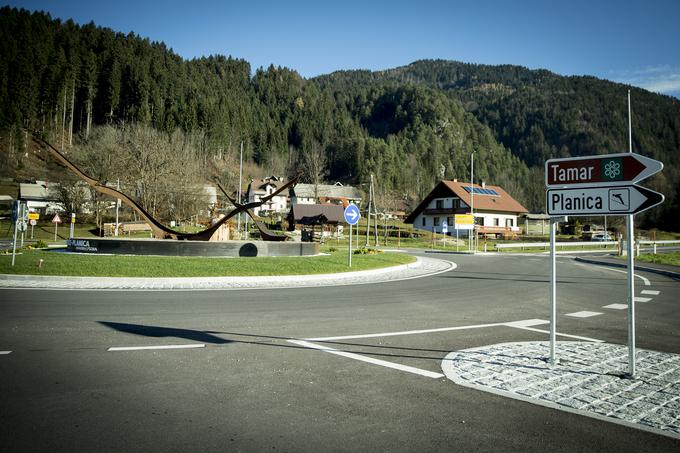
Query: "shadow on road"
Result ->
[[99, 321, 232, 344]]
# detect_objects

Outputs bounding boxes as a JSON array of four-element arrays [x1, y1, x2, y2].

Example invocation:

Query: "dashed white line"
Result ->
[[566, 311, 603, 318], [108, 344, 206, 352], [288, 339, 445, 379], [641, 290, 660, 296], [634, 297, 652, 303], [603, 304, 628, 310], [0, 351, 11, 355]]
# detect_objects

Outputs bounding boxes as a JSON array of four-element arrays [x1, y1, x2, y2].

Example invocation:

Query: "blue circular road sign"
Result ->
[[343, 204, 361, 225]]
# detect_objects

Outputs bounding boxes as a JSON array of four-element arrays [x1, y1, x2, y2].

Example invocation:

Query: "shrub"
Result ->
[[35, 240, 49, 249], [353, 247, 383, 255]]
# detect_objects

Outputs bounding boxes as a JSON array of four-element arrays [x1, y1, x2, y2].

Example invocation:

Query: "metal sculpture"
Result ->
[[30, 133, 299, 241]]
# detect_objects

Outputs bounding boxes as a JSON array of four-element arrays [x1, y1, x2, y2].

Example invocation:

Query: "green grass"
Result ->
[[635, 251, 680, 267], [0, 248, 416, 277]]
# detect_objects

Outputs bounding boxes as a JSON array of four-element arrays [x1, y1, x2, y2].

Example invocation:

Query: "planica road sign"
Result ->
[[547, 185, 664, 216], [545, 152, 663, 188], [343, 204, 361, 225]]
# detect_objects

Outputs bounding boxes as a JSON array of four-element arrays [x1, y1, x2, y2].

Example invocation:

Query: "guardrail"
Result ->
[[495, 241, 618, 251], [494, 239, 680, 254], [637, 239, 680, 255]]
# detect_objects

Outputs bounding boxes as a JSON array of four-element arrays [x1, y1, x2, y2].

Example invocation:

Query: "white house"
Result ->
[[405, 179, 528, 238], [245, 176, 289, 217]]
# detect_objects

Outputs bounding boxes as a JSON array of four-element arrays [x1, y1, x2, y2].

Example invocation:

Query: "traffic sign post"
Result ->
[[52, 213, 62, 242], [545, 150, 664, 377], [11, 202, 21, 266], [344, 204, 361, 268]]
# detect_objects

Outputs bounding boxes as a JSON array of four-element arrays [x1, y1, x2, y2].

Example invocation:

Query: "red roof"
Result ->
[[405, 180, 528, 224]]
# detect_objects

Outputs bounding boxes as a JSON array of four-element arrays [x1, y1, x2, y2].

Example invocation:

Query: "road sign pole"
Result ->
[[348, 224, 352, 268], [11, 202, 20, 266], [626, 90, 636, 379], [54, 222, 58, 242], [549, 217, 557, 365], [626, 215, 636, 378]]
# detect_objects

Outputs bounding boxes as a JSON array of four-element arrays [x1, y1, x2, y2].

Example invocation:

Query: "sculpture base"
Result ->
[[66, 238, 319, 257]]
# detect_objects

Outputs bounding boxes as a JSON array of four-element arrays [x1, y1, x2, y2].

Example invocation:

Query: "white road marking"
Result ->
[[603, 304, 628, 310], [566, 311, 603, 318], [305, 322, 508, 342], [0, 351, 11, 355], [288, 340, 445, 379], [598, 266, 651, 286], [505, 319, 550, 328], [509, 326, 604, 343], [634, 297, 652, 303], [108, 344, 206, 352], [641, 290, 660, 295]]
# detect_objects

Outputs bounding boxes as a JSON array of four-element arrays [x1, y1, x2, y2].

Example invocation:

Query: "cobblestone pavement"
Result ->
[[0, 256, 455, 290], [442, 341, 680, 439]]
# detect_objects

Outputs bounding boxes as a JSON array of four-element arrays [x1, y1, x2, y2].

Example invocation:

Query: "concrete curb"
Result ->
[[0, 256, 456, 290], [575, 256, 680, 280]]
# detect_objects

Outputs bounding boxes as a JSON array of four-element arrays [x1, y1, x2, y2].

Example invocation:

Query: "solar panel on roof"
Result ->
[[463, 186, 498, 196]]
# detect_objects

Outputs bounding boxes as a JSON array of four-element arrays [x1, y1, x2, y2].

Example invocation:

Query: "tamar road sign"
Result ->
[[546, 152, 663, 188], [52, 214, 62, 224], [547, 185, 664, 216], [343, 204, 360, 225], [28, 212, 40, 220]]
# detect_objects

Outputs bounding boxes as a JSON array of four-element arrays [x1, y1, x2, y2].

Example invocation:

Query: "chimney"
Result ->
[[453, 178, 458, 182], [481, 181, 486, 188]]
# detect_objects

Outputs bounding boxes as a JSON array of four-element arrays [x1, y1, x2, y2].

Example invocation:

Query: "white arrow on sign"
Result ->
[[547, 185, 664, 216]]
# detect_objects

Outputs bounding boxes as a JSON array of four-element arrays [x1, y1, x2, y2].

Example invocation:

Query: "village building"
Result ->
[[245, 176, 289, 217], [405, 179, 528, 238], [289, 182, 362, 207], [287, 203, 346, 242]]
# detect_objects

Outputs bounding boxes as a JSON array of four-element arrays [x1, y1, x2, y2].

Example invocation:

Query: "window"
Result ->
[[436, 199, 444, 209], [494, 218, 500, 227], [475, 216, 484, 226], [434, 217, 440, 226], [506, 218, 514, 227], [422, 217, 426, 226], [447, 217, 454, 227]]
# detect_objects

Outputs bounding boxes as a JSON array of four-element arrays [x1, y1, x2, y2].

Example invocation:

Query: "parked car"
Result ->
[[591, 232, 613, 241]]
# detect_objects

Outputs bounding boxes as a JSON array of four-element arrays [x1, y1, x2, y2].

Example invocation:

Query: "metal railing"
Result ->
[[494, 241, 618, 251]]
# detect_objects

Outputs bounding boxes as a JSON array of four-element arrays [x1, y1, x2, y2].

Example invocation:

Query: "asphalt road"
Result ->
[[1, 252, 679, 452]]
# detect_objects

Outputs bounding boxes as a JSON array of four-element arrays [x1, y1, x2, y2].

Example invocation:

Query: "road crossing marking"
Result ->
[[566, 311, 603, 318], [641, 290, 660, 295], [293, 319, 605, 379], [634, 297, 652, 303], [603, 304, 628, 310], [108, 344, 205, 352], [288, 340, 445, 379], [0, 351, 11, 355]]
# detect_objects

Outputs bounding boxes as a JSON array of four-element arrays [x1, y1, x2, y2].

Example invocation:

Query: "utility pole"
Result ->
[[237, 141, 243, 239], [371, 174, 379, 246], [115, 178, 120, 236], [365, 176, 372, 247], [470, 152, 475, 253]]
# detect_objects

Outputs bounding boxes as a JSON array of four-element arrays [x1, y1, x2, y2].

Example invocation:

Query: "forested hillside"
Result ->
[[317, 60, 680, 228], [1, 8, 678, 228]]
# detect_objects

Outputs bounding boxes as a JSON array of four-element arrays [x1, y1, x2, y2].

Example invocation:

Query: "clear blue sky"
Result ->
[[5, 0, 680, 97]]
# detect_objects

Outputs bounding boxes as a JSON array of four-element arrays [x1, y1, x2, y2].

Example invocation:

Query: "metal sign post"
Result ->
[[545, 141, 664, 376], [549, 217, 557, 365], [11, 201, 21, 266], [344, 204, 361, 268]]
